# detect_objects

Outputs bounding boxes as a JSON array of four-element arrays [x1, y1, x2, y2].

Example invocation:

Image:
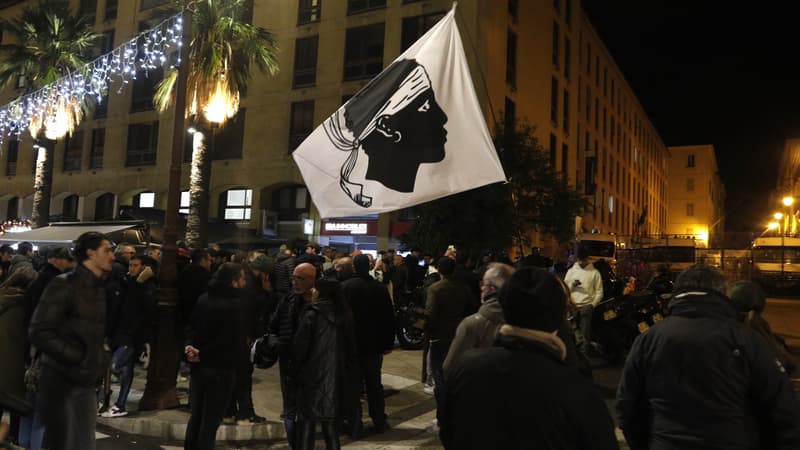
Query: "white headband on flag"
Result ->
[[323, 66, 432, 207]]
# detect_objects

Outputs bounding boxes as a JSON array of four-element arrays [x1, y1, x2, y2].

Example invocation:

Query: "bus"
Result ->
[[751, 236, 800, 292]]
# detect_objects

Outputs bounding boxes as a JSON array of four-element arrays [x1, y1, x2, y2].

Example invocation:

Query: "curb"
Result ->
[[97, 414, 286, 442]]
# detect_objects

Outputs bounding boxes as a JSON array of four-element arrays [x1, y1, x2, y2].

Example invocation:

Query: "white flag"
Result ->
[[292, 5, 506, 219]]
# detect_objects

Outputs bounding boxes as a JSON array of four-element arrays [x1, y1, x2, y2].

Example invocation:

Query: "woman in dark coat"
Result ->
[[292, 278, 357, 450]]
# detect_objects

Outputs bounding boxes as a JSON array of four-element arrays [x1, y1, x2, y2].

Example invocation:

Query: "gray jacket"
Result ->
[[443, 296, 504, 373]]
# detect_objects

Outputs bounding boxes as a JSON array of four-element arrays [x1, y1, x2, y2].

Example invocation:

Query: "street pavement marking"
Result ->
[[382, 373, 419, 390], [95, 431, 110, 439]]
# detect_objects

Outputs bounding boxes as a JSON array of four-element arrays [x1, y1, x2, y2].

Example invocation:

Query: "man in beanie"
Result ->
[[340, 254, 395, 434], [440, 267, 618, 450], [617, 265, 800, 450]]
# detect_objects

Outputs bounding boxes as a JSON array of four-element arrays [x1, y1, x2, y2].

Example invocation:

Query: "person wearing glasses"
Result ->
[[442, 263, 515, 373]]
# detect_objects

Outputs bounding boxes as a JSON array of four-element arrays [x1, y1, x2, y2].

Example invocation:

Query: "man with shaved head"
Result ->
[[266, 262, 317, 447]]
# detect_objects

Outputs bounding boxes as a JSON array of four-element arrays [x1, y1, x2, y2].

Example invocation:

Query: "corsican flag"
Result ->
[[292, 4, 506, 219]]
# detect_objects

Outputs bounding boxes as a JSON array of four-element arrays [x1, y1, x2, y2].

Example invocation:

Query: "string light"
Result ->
[[0, 13, 183, 144]]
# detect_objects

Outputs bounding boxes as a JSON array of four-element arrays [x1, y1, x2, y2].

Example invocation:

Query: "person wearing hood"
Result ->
[[183, 263, 248, 450], [616, 264, 800, 450], [440, 267, 618, 450]]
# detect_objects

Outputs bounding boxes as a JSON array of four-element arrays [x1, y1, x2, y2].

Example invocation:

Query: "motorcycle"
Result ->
[[393, 287, 426, 350]]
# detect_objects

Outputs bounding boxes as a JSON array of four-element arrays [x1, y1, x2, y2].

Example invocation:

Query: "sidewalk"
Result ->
[[97, 349, 437, 445]]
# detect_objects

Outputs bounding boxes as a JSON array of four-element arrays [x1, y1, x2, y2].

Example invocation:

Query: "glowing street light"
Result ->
[[783, 196, 794, 207], [774, 212, 784, 220], [768, 221, 780, 230]]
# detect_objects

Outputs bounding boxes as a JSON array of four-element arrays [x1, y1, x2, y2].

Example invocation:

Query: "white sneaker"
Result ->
[[422, 383, 435, 395], [101, 405, 128, 418]]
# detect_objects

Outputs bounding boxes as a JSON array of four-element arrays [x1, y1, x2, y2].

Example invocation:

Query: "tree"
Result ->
[[403, 121, 585, 257], [153, 0, 278, 249], [0, 0, 99, 227]]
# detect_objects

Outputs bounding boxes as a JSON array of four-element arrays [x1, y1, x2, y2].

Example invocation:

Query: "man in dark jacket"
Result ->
[[0, 244, 13, 282], [616, 264, 800, 450], [267, 262, 316, 447], [103, 255, 158, 418], [25, 246, 75, 327], [425, 256, 476, 428], [441, 267, 619, 450], [184, 263, 248, 450], [29, 232, 114, 450], [341, 254, 395, 433]]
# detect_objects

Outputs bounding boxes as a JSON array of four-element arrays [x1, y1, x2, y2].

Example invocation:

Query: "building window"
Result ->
[[584, 156, 596, 195], [585, 86, 591, 121], [686, 178, 695, 192], [293, 36, 318, 88], [553, 0, 561, 14], [506, 29, 517, 87], [347, 0, 385, 15], [298, 0, 321, 24], [549, 134, 557, 168], [562, 89, 569, 134], [5, 139, 18, 176], [80, 0, 97, 21], [272, 185, 310, 220], [343, 23, 384, 80], [550, 77, 558, 124], [90, 128, 105, 169], [289, 100, 314, 153], [95, 192, 115, 220], [96, 29, 114, 56], [508, 0, 519, 20], [183, 110, 246, 161], [401, 12, 445, 52], [564, 37, 571, 80], [62, 195, 79, 220], [686, 203, 694, 216], [565, 0, 572, 25], [179, 190, 189, 214], [104, 0, 118, 21], [504, 97, 516, 138], [134, 191, 155, 208], [63, 131, 83, 171], [551, 21, 559, 68], [221, 188, 253, 221], [140, 0, 169, 10], [687, 154, 695, 167], [130, 67, 163, 112], [585, 42, 591, 75], [561, 143, 568, 176], [126, 121, 159, 166]]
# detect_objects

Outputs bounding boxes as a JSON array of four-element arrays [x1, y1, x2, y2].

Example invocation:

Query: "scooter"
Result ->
[[393, 288, 426, 350]]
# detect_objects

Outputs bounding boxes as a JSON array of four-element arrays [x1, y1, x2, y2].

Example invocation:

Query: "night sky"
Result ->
[[581, 1, 800, 231]]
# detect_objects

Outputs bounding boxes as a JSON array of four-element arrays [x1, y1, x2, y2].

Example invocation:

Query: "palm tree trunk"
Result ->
[[186, 130, 210, 249], [30, 139, 54, 228]]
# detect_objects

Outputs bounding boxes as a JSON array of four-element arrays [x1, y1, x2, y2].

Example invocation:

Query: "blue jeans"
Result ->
[[18, 391, 45, 450], [111, 346, 137, 409]]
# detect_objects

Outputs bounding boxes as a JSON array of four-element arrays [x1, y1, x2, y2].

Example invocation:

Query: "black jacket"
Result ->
[[108, 271, 158, 349], [291, 300, 338, 420], [177, 264, 211, 325], [185, 286, 247, 369], [29, 264, 110, 387], [616, 291, 800, 450], [241, 270, 276, 340], [442, 332, 619, 450], [25, 262, 62, 327], [341, 274, 395, 356], [268, 292, 308, 362]]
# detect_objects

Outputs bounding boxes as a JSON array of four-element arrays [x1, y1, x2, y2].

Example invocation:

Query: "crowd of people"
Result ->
[[0, 236, 798, 450]]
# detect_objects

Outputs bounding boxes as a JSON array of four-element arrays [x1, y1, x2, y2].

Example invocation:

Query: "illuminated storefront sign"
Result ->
[[320, 221, 377, 236]]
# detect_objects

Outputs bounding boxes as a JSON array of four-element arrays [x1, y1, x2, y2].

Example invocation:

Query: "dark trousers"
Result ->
[[576, 304, 594, 354], [296, 419, 340, 450], [278, 360, 297, 448], [357, 354, 387, 427], [37, 366, 97, 450], [184, 366, 235, 450], [429, 339, 452, 425], [225, 362, 256, 419]]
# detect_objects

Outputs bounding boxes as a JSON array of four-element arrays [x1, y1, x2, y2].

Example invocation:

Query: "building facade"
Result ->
[[0, 0, 671, 254], [666, 144, 725, 247]]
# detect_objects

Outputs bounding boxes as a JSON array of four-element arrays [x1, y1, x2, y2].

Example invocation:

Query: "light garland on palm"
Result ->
[[0, 13, 183, 144]]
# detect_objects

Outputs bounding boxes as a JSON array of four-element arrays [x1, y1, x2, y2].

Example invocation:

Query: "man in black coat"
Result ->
[[616, 264, 800, 450], [341, 254, 395, 433], [29, 232, 115, 450], [441, 267, 618, 450], [25, 246, 75, 327]]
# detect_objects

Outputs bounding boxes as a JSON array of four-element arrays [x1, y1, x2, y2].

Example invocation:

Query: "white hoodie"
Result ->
[[564, 262, 604, 307]]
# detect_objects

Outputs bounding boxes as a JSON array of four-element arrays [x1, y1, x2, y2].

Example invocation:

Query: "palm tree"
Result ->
[[0, 0, 99, 228], [154, 0, 279, 248]]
